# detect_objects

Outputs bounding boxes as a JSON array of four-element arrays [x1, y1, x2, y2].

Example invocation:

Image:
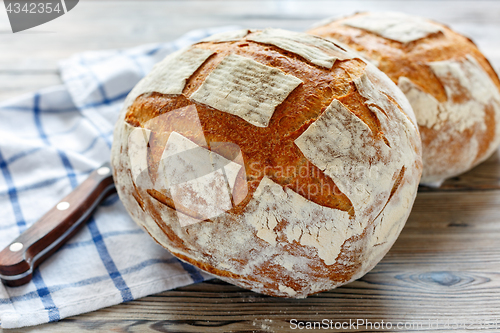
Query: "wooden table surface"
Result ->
[[2, 1, 500, 332]]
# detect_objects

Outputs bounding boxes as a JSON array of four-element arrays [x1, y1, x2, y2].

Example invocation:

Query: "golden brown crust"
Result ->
[[308, 13, 500, 183]]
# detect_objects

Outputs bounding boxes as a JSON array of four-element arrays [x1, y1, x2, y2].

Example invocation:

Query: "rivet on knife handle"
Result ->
[[0, 163, 116, 287]]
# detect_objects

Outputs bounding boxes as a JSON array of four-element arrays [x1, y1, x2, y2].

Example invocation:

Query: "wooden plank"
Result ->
[[6, 190, 500, 332]]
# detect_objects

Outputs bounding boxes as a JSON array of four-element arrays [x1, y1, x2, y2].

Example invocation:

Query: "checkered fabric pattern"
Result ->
[[0, 26, 239, 329]]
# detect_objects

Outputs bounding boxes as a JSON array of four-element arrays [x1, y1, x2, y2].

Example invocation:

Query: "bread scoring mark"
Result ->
[[113, 120, 194, 258], [428, 55, 500, 131], [138, 104, 211, 184], [147, 188, 208, 224], [361, 166, 405, 240], [129, 169, 145, 212], [199, 29, 250, 43], [354, 72, 398, 143], [190, 54, 303, 127], [123, 122, 154, 212], [388, 166, 406, 204], [352, 73, 395, 148], [398, 55, 500, 134], [363, 64, 419, 130], [247, 28, 353, 69], [121, 47, 215, 111], [246, 177, 357, 265], [342, 12, 442, 44], [295, 99, 393, 219], [128, 126, 152, 184], [360, 166, 415, 274], [127, 106, 248, 227], [154, 131, 246, 227]]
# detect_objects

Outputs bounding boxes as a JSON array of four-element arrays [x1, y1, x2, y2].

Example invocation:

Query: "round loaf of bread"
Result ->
[[308, 12, 500, 185], [111, 28, 422, 298]]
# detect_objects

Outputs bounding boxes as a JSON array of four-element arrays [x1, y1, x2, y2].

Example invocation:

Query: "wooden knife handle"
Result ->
[[0, 163, 116, 287]]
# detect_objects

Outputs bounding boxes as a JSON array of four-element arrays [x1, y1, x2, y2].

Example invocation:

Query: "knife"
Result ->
[[0, 163, 116, 287]]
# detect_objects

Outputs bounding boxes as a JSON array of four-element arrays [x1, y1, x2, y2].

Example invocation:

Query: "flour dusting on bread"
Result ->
[[343, 12, 442, 43], [122, 47, 214, 110], [248, 28, 351, 68], [190, 54, 303, 127]]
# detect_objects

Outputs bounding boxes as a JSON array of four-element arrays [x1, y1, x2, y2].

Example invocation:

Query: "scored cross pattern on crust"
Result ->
[[115, 29, 422, 298], [125, 31, 414, 228]]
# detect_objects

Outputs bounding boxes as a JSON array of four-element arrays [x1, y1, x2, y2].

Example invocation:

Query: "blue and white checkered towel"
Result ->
[[0, 26, 240, 329]]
